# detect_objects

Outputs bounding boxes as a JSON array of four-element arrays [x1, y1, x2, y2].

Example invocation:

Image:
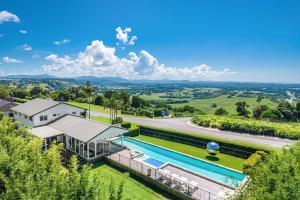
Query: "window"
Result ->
[[25, 115, 27, 119], [29, 116, 33, 121], [72, 111, 76, 115], [39, 115, 48, 121], [53, 114, 57, 117]]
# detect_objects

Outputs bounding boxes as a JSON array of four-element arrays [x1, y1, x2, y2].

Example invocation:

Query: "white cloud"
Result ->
[[32, 54, 40, 58], [129, 36, 138, 45], [18, 44, 32, 51], [2, 56, 22, 63], [39, 40, 235, 80], [54, 38, 70, 46], [19, 29, 27, 34], [0, 11, 20, 24], [115, 27, 137, 47]]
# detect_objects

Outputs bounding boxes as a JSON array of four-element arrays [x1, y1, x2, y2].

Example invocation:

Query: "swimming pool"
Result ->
[[112, 137, 246, 187]]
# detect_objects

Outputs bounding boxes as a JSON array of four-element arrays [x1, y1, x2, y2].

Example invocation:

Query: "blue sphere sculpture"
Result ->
[[207, 142, 220, 155]]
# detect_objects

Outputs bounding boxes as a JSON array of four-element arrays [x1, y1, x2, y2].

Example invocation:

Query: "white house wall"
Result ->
[[32, 104, 85, 127], [13, 112, 34, 127]]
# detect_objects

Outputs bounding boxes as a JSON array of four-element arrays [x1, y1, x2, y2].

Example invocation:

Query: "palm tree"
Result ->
[[84, 81, 93, 119]]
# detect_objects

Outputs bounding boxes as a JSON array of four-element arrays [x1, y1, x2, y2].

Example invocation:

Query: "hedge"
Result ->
[[243, 151, 268, 173], [124, 128, 139, 137], [192, 115, 300, 140], [121, 122, 131, 129], [138, 125, 272, 159]]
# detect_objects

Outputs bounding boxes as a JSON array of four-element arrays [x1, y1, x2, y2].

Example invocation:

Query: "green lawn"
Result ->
[[66, 101, 111, 113], [90, 163, 166, 200], [91, 116, 111, 124], [135, 135, 245, 171]]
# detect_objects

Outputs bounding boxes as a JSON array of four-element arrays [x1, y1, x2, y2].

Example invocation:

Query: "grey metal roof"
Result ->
[[11, 98, 61, 116], [48, 115, 127, 142], [29, 126, 63, 138]]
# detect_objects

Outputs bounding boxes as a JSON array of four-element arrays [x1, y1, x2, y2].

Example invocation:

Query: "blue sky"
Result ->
[[0, 0, 299, 83]]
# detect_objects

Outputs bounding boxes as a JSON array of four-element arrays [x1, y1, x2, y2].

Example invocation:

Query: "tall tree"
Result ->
[[235, 101, 250, 117], [30, 86, 44, 98], [252, 105, 269, 119], [84, 81, 93, 119], [0, 86, 9, 100]]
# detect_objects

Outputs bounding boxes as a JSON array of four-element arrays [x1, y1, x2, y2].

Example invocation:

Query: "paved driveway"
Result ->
[[91, 111, 296, 148]]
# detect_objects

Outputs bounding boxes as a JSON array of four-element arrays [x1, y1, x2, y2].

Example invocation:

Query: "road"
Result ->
[[90, 111, 296, 148]]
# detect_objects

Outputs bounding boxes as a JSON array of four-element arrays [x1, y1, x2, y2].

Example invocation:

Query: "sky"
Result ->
[[0, 0, 300, 83]]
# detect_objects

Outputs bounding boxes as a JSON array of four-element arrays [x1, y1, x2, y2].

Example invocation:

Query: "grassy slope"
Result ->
[[141, 94, 277, 115], [90, 163, 166, 200], [135, 135, 245, 171]]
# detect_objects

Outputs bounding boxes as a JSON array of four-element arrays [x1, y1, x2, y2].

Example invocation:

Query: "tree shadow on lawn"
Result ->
[[205, 155, 220, 161]]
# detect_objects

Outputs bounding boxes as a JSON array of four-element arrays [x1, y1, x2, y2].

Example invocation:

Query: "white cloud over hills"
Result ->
[[40, 40, 235, 80]]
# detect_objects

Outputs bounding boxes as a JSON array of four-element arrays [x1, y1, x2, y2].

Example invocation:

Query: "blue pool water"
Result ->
[[144, 157, 165, 167], [112, 137, 246, 187]]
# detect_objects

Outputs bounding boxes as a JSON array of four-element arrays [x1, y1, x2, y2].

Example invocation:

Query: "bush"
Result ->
[[0, 112, 3, 120], [124, 128, 139, 137], [243, 152, 263, 173], [192, 115, 300, 139], [121, 122, 131, 129], [74, 97, 87, 103], [13, 97, 28, 103], [214, 107, 228, 115]]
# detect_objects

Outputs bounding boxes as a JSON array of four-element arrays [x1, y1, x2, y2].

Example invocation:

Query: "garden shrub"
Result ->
[[243, 152, 263, 173], [124, 128, 139, 137], [0, 112, 3, 120], [121, 122, 131, 129]]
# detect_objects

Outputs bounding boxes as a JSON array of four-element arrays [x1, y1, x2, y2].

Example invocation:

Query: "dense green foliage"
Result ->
[[0, 117, 124, 200], [214, 107, 228, 115], [237, 142, 300, 200], [236, 101, 250, 117], [192, 115, 300, 139], [252, 105, 269, 119]]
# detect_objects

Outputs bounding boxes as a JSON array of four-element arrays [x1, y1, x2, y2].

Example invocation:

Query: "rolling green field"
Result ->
[[140, 94, 277, 114], [90, 163, 166, 200], [136, 135, 245, 171], [67, 101, 111, 113]]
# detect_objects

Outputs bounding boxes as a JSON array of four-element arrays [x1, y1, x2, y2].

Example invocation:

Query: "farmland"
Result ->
[[140, 93, 278, 115]]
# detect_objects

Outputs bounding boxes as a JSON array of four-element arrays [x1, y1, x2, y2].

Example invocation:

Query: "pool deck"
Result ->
[[161, 164, 234, 199], [108, 149, 236, 200]]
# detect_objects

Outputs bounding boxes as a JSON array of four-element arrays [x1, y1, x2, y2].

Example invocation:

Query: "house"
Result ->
[[11, 98, 128, 161], [11, 98, 86, 127]]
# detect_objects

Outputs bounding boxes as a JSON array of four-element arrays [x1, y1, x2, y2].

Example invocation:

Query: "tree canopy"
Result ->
[[237, 142, 300, 200], [0, 117, 124, 200]]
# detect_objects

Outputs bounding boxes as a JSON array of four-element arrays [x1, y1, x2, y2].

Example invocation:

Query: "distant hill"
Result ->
[[1, 74, 300, 89], [1, 74, 56, 79]]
